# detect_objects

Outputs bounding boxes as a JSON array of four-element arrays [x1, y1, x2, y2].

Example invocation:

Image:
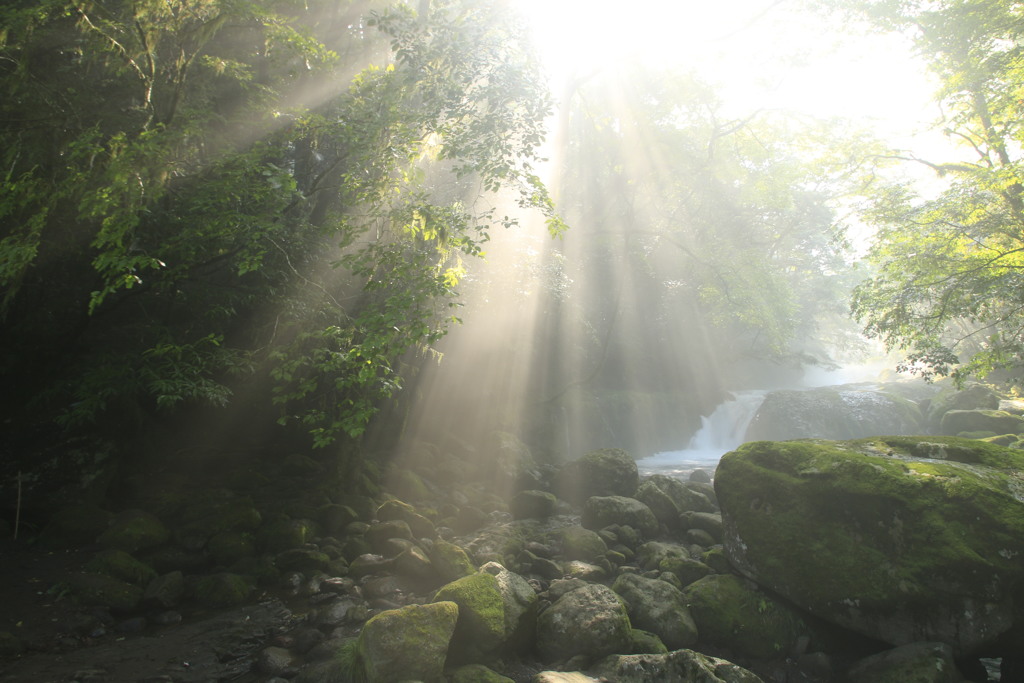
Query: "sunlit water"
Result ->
[[638, 390, 768, 480]]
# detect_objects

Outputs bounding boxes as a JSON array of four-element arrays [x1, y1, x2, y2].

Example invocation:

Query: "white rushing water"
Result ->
[[638, 390, 768, 479]]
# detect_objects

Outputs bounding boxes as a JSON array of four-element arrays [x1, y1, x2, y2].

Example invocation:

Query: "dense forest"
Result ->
[[3, 0, 1024, 491]]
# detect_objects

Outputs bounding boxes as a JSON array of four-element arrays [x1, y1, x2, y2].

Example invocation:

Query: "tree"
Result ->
[[841, 0, 1024, 384], [0, 0, 561, 449]]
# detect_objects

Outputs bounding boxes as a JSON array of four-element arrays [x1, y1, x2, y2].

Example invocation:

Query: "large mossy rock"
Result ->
[[356, 601, 459, 682], [745, 386, 925, 442], [557, 448, 639, 505], [939, 409, 1024, 436], [610, 572, 697, 650], [96, 508, 169, 553], [588, 649, 763, 683], [536, 583, 632, 663], [846, 641, 964, 683], [716, 436, 1024, 655]]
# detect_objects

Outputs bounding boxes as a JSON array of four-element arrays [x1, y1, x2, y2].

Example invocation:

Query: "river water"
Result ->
[[637, 390, 767, 479]]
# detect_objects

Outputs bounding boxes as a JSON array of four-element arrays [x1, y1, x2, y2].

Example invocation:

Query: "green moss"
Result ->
[[356, 601, 459, 682], [630, 628, 669, 654], [449, 664, 515, 683], [85, 549, 157, 586], [683, 574, 808, 658], [67, 573, 143, 613], [96, 509, 169, 553], [194, 572, 253, 608], [433, 572, 505, 660], [257, 517, 317, 553], [719, 437, 1024, 621], [556, 525, 608, 562]]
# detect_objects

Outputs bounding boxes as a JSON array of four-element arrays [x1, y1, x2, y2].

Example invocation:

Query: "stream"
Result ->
[[638, 390, 767, 479]]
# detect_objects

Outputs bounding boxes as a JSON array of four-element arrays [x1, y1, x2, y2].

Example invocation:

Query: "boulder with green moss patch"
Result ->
[[716, 436, 1024, 655], [194, 572, 254, 608], [940, 409, 1024, 436], [85, 549, 157, 586], [449, 663, 514, 683], [427, 538, 476, 582], [96, 509, 169, 553], [682, 574, 812, 659], [356, 601, 458, 682], [556, 525, 608, 563], [582, 496, 658, 537], [66, 572, 143, 612], [846, 641, 963, 683], [433, 571, 506, 661]]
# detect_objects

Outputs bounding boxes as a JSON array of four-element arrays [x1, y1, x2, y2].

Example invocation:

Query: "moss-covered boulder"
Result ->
[[85, 549, 157, 586], [66, 572, 143, 612], [846, 641, 964, 683], [510, 489, 557, 520], [356, 601, 459, 682], [481, 561, 539, 653], [96, 509, 169, 553], [433, 572, 505, 662], [716, 436, 1024, 655], [256, 517, 317, 553], [39, 503, 112, 547], [427, 538, 477, 582], [193, 572, 254, 608], [927, 383, 1000, 428], [557, 448, 639, 505], [536, 583, 632, 664], [745, 386, 925, 441], [682, 574, 812, 659], [555, 525, 608, 563], [377, 499, 436, 539], [588, 649, 763, 683], [581, 496, 658, 537], [940, 409, 1024, 436], [611, 572, 697, 650], [206, 530, 256, 566]]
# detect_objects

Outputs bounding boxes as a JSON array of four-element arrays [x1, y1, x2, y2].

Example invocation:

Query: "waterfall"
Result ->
[[638, 390, 768, 479]]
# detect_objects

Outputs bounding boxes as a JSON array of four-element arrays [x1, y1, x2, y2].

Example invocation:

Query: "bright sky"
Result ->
[[517, 0, 943, 150]]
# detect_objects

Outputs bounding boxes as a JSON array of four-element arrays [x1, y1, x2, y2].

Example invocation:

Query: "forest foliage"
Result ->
[[3, 0, 1023, 459]]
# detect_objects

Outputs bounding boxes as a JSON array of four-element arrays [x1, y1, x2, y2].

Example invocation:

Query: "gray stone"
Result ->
[[581, 496, 658, 537], [846, 641, 963, 683], [611, 572, 697, 650], [588, 650, 763, 683], [536, 584, 631, 663]]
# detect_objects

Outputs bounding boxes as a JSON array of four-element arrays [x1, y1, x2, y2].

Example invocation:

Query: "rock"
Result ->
[[96, 509, 169, 553], [611, 572, 698, 650], [0, 631, 25, 657], [588, 649, 764, 683], [928, 383, 1001, 427], [683, 573, 811, 659], [355, 601, 459, 682], [394, 545, 439, 585], [690, 469, 712, 483], [66, 572, 143, 613], [643, 474, 717, 514], [349, 553, 393, 578], [629, 628, 668, 654], [365, 519, 414, 555], [427, 538, 476, 582], [510, 490, 558, 520], [377, 499, 436, 539], [846, 641, 964, 683], [581, 496, 658, 537], [449, 663, 515, 682], [940, 409, 1024, 436], [716, 436, 1024, 655], [257, 517, 317, 553], [532, 673, 600, 683], [557, 448, 639, 504], [85, 549, 158, 586], [143, 570, 185, 608], [536, 583, 632, 663], [433, 572, 506, 661], [679, 511, 723, 542], [481, 561, 539, 653], [658, 556, 712, 587], [555, 525, 608, 562], [480, 430, 539, 496], [256, 646, 298, 677], [206, 530, 256, 566], [274, 548, 332, 572], [745, 386, 925, 441], [633, 480, 679, 527], [317, 503, 360, 535], [193, 572, 253, 608], [635, 541, 688, 571]]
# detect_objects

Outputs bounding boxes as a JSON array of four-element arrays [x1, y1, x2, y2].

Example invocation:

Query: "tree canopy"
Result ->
[[0, 0, 562, 448], [843, 0, 1024, 385]]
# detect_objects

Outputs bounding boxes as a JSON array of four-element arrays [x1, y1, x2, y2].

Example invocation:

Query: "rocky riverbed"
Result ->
[[1, 432, 1022, 682]]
